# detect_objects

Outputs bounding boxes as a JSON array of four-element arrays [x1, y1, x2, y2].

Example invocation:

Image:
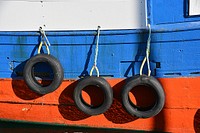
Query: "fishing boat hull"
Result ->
[[0, 78, 200, 133], [1, 0, 200, 133]]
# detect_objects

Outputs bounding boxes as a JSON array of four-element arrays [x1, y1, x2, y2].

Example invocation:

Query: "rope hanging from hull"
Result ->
[[90, 26, 101, 77], [74, 26, 113, 116], [23, 27, 63, 95], [121, 24, 165, 118], [140, 24, 151, 76]]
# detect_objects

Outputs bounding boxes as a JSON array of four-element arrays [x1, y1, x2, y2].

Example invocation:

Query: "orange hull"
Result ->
[[0, 77, 200, 133]]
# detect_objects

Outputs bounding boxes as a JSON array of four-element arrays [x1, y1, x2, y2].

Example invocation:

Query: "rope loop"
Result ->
[[90, 26, 101, 77], [38, 27, 51, 55], [90, 65, 100, 77], [140, 24, 152, 76]]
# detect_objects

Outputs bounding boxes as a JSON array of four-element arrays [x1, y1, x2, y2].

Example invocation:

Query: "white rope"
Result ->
[[38, 41, 50, 55], [39, 27, 51, 46], [140, 24, 151, 76], [90, 26, 101, 77], [38, 27, 50, 55]]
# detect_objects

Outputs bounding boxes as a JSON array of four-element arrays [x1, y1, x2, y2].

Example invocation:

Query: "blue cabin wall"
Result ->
[[149, 0, 200, 25], [1, 0, 200, 79], [148, 0, 200, 77]]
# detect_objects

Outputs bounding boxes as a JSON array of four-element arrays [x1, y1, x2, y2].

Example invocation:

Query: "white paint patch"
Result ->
[[0, 0, 147, 31]]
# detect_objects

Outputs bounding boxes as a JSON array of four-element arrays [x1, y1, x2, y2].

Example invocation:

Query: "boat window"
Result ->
[[188, 0, 200, 16]]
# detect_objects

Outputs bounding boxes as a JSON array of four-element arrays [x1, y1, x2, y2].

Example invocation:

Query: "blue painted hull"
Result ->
[[1, 22, 200, 79]]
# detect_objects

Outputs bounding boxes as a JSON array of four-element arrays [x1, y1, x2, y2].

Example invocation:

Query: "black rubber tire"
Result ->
[[23, 54, 64, 95], [74, 76, 113, 115], [121, 75, 165, 118]]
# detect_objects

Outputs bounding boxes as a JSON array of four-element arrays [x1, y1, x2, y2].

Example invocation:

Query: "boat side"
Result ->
[[0, 0, 200, 132]]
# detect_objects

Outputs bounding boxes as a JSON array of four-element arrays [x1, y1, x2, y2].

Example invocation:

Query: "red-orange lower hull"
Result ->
[[0, 77, 200, 133]]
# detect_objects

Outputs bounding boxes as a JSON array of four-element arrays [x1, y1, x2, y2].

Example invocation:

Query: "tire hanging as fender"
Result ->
[[23, 54, 64, 95], [73, 76, 113, 116], [121, 75, 165, 118]]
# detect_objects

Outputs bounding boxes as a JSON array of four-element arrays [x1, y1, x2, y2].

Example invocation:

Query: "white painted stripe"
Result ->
[[0, 0, 147, 31]]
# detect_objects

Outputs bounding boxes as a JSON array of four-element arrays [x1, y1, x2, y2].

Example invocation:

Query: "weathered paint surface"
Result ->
[[1, 25, 200, 79], [0, 78, 200, 133], [0, 0, 200, 132], [1, 0, 200, 79]]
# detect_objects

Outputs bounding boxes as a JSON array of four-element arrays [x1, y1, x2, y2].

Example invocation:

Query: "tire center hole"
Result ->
[[32, 62, 54, 87], [128, 85, 157, 111], [81, 85, 105, 108]]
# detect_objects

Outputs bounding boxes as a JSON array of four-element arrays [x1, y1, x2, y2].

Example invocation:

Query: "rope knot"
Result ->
[[38, 27, 51, 55]]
